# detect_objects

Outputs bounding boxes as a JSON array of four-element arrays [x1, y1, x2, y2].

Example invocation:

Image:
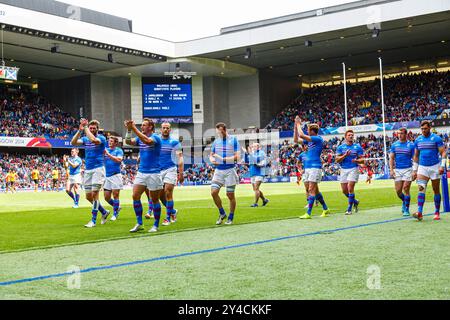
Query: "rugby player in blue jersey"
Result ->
[[210, 122, 241, 225], [389, 128, 415, 216], [335, 130, 365, 215], [65, 148, 82, 208], [71, 119, 110, 227], [294, 116, 330, 219], [103, 136, 124, 221], [125, 118, 163, 233], [412, 120, 446, 221], [245, 143, 269, 208], [159, 122, 184, 226]]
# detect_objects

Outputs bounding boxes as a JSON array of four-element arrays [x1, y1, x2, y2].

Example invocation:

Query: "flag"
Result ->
[[5, 68, 18, 80]]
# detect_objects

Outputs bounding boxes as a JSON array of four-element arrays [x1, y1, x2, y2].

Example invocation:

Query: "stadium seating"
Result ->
[[266, 71, 450, 131], [0, 86, 78, 140]]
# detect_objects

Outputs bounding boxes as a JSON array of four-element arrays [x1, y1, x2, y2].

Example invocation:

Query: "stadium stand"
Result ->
[[266, 71, 450, 131], [0, 85, 78, 139]]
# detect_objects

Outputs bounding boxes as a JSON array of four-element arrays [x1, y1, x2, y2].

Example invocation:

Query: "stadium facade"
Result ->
[[0, 0, 449, 138]]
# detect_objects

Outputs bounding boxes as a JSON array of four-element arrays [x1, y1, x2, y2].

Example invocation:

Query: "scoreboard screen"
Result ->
[[142, 77, 193, 118]]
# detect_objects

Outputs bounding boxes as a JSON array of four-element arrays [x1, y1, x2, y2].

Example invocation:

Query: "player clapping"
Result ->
[[294, 116, 330, 219], [335, 130, 365, 215]]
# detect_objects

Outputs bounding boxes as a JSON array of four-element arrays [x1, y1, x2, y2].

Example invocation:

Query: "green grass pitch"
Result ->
[[0, 180, 449, 299]]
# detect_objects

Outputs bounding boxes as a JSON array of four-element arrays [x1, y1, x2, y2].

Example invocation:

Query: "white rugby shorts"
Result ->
[[303, 168, 322, 183], [83, 167, 105, 192], [394, 168, 412, 182], [69, 173, 82, 185], [251, 175, 264, 184], [417, 164, 441, 180], [339, 167, 359, 183], [104, 173, 124, 190], [212, 168, 239, 187], [134, 172, 163, 191], [161, 167, 178, 185]]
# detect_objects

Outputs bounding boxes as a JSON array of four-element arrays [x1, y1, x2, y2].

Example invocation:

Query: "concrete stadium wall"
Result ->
[[228, 74, 260, 129], [259, 71, 300, 128], [90, 75, 131, 134], [202, 76, 230, 129], [39, 75, 91, 119], [203, 74, 261, 130]]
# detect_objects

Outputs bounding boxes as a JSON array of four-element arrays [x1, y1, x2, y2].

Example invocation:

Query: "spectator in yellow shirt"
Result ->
[[52, 169, 60, 192], [31, 168, 40, 192], [6, 170, 18, 193]]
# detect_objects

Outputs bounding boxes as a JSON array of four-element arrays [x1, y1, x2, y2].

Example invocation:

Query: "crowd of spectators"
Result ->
[[273, 129, 450, 178], [266, 71, 450, 131], [2, 130, 450, 191], [0, 86, 78, 139], [0, 153, 67, 190]]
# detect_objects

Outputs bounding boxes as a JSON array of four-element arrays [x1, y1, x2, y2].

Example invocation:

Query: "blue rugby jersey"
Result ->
[[390, 141, 415, 169], [211, 136, 240, 170], [159, 136, 181, 171], [105, 147, 124, 177], [81, 135, 106, 170], [69, 156, 82, 175], [336, 143, 364, 169], [414, 133, 444, 166], [136, 134, 162, 174]]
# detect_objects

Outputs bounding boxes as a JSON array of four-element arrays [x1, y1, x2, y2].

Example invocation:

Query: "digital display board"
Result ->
[[142, 77, 193, 118]]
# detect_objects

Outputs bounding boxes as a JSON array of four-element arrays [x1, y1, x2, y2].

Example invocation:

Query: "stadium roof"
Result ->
[[197, 10, 450, 82], [0, 0, 132, 32], [0, 0, 449, 82]]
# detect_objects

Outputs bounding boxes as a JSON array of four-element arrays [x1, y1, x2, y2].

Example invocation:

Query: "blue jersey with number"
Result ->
[[304, 135, 323, 169], [249, 150, 266, 177], [414, 133, 443, 166], [136, 134, 162, 174], [105, 147, 123, 177], [159, 136, 181, 171], [390, 141, 415, 169], [81, 135, 106, 170], [336, 143, 364, 169], [211, 136, 240, 170], [69, 156, 82, 176]]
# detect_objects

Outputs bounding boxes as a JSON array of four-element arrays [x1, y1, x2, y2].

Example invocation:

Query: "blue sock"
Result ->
[[91, 200, 99, 223], [434, 194, 441, 213], [75, 193, 80, 205], [98, 203, 107, 215], [107, 199, 114, 207], [66, 190, 75, 201], [113, 199, 120, 216], [148, 199, 153, 214], [228, 213, 234, 221], [316, 193, 328, 210], [404, 195, 411, 212], [307, 195, 316, 215], [133, 200, 143, 225], [166, 200, 174, 219], [153, 202, 161, 227], [347, 194, 355, 212], [417, 192, 425, 214], [219, 207, 226, 216]]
